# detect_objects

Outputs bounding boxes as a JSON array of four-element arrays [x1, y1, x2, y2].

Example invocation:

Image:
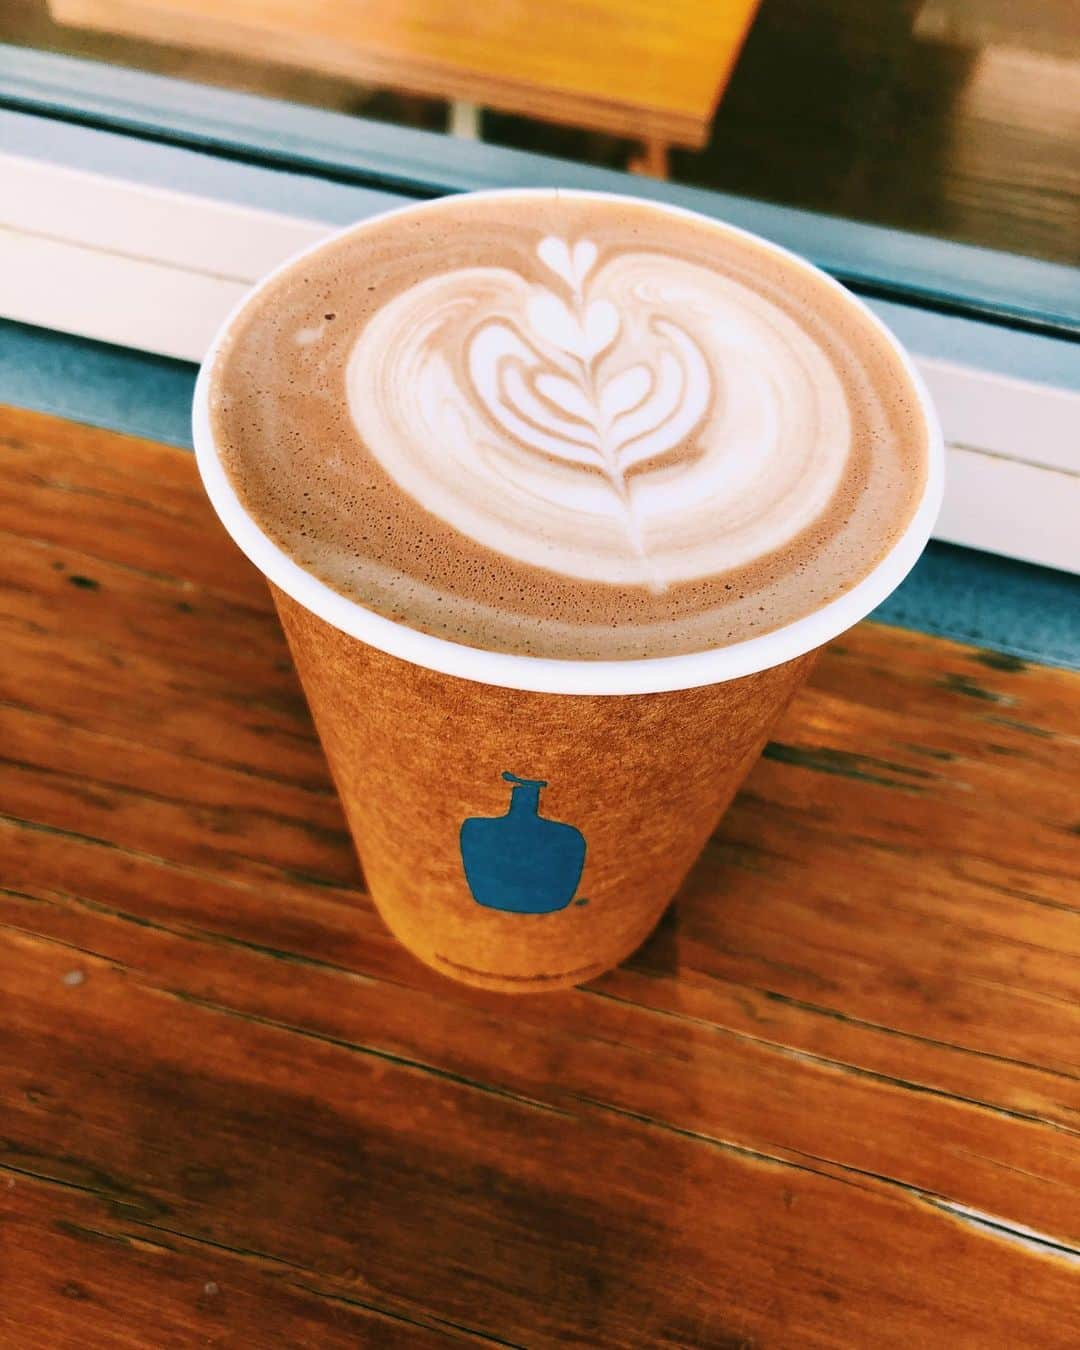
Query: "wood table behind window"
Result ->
[[2, 403, 1078, 1346], [46, 0, 763, 175]]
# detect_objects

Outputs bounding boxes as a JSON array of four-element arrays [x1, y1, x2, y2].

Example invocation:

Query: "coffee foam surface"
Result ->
[[211, 192, 928, 660]]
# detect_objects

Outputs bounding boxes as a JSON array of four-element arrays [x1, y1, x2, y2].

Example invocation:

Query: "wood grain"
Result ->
[[45, 0, 762, 146], [1, 403, 1078, 1348]]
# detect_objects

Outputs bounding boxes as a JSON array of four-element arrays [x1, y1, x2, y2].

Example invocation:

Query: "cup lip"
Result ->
[[192, 186, 945, 696]]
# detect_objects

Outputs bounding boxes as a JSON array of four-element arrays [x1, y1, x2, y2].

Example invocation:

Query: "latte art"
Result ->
[[346, 234, 850, 593], [211, 191, 927, 660]]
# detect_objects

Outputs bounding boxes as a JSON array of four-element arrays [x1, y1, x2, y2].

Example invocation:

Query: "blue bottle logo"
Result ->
[[460, 772, 587, 914]]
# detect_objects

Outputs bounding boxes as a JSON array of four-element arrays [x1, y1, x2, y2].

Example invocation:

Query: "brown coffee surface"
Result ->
[[210, 191, 928, 659]]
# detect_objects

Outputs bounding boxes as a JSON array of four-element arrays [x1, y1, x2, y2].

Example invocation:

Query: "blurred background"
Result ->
[[5, 0, 1078, 266]]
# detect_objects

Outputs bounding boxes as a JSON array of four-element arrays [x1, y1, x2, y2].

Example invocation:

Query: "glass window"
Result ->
[[4, 0, 1077, 269]]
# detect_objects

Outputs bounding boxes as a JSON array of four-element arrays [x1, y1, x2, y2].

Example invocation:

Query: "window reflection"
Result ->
[[2, 0, 1077, 265]]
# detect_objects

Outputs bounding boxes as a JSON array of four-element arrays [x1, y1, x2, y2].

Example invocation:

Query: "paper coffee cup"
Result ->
[[193, 190, 945, 993]]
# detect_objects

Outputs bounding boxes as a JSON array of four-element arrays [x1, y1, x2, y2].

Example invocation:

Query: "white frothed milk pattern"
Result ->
[[346, 235, 852, 591], [209, 191, 932, 667]]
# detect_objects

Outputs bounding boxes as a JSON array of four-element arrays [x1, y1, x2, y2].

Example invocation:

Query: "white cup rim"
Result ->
[[193, 187, 945, 696]]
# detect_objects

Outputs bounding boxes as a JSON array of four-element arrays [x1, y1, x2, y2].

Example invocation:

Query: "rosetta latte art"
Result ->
[[346, 235, 853, 591]]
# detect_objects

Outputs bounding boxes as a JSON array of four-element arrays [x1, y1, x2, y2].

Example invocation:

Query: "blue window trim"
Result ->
[[2, 43, 1079, 338]]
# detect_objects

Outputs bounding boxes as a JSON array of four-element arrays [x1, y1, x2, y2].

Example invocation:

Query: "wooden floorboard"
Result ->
[[1, 404, 1078, 1348]]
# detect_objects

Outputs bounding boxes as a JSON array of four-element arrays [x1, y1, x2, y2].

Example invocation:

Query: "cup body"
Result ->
[[193, 189, 945, 992], [273, 587, 817, 990]]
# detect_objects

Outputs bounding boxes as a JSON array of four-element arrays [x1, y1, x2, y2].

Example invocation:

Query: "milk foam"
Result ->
[[346, 235, 851, 593], [210, 192, 928, 660]]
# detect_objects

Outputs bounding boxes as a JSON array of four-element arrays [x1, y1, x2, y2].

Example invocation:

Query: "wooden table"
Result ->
[[2, 405, 1078, 1348], [46, 0, 762, 175]]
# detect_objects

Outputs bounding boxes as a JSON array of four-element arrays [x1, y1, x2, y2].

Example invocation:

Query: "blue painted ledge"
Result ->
[[2, 318, 1077, 671]]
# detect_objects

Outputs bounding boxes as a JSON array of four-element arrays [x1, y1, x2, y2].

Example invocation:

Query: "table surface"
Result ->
[[45, 0, 760, 146], [1, 404, 1078, 1348]]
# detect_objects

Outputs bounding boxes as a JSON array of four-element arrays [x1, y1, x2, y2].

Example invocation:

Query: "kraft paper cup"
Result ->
[[194, 189, 945, 993]]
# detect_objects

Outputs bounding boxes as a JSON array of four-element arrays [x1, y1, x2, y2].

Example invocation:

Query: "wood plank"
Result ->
[[1, 1178, 460, 1348], [3, 929, 1079, 1349], [0, 411, 267, 605], [1, 403, 1078, 1346]]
